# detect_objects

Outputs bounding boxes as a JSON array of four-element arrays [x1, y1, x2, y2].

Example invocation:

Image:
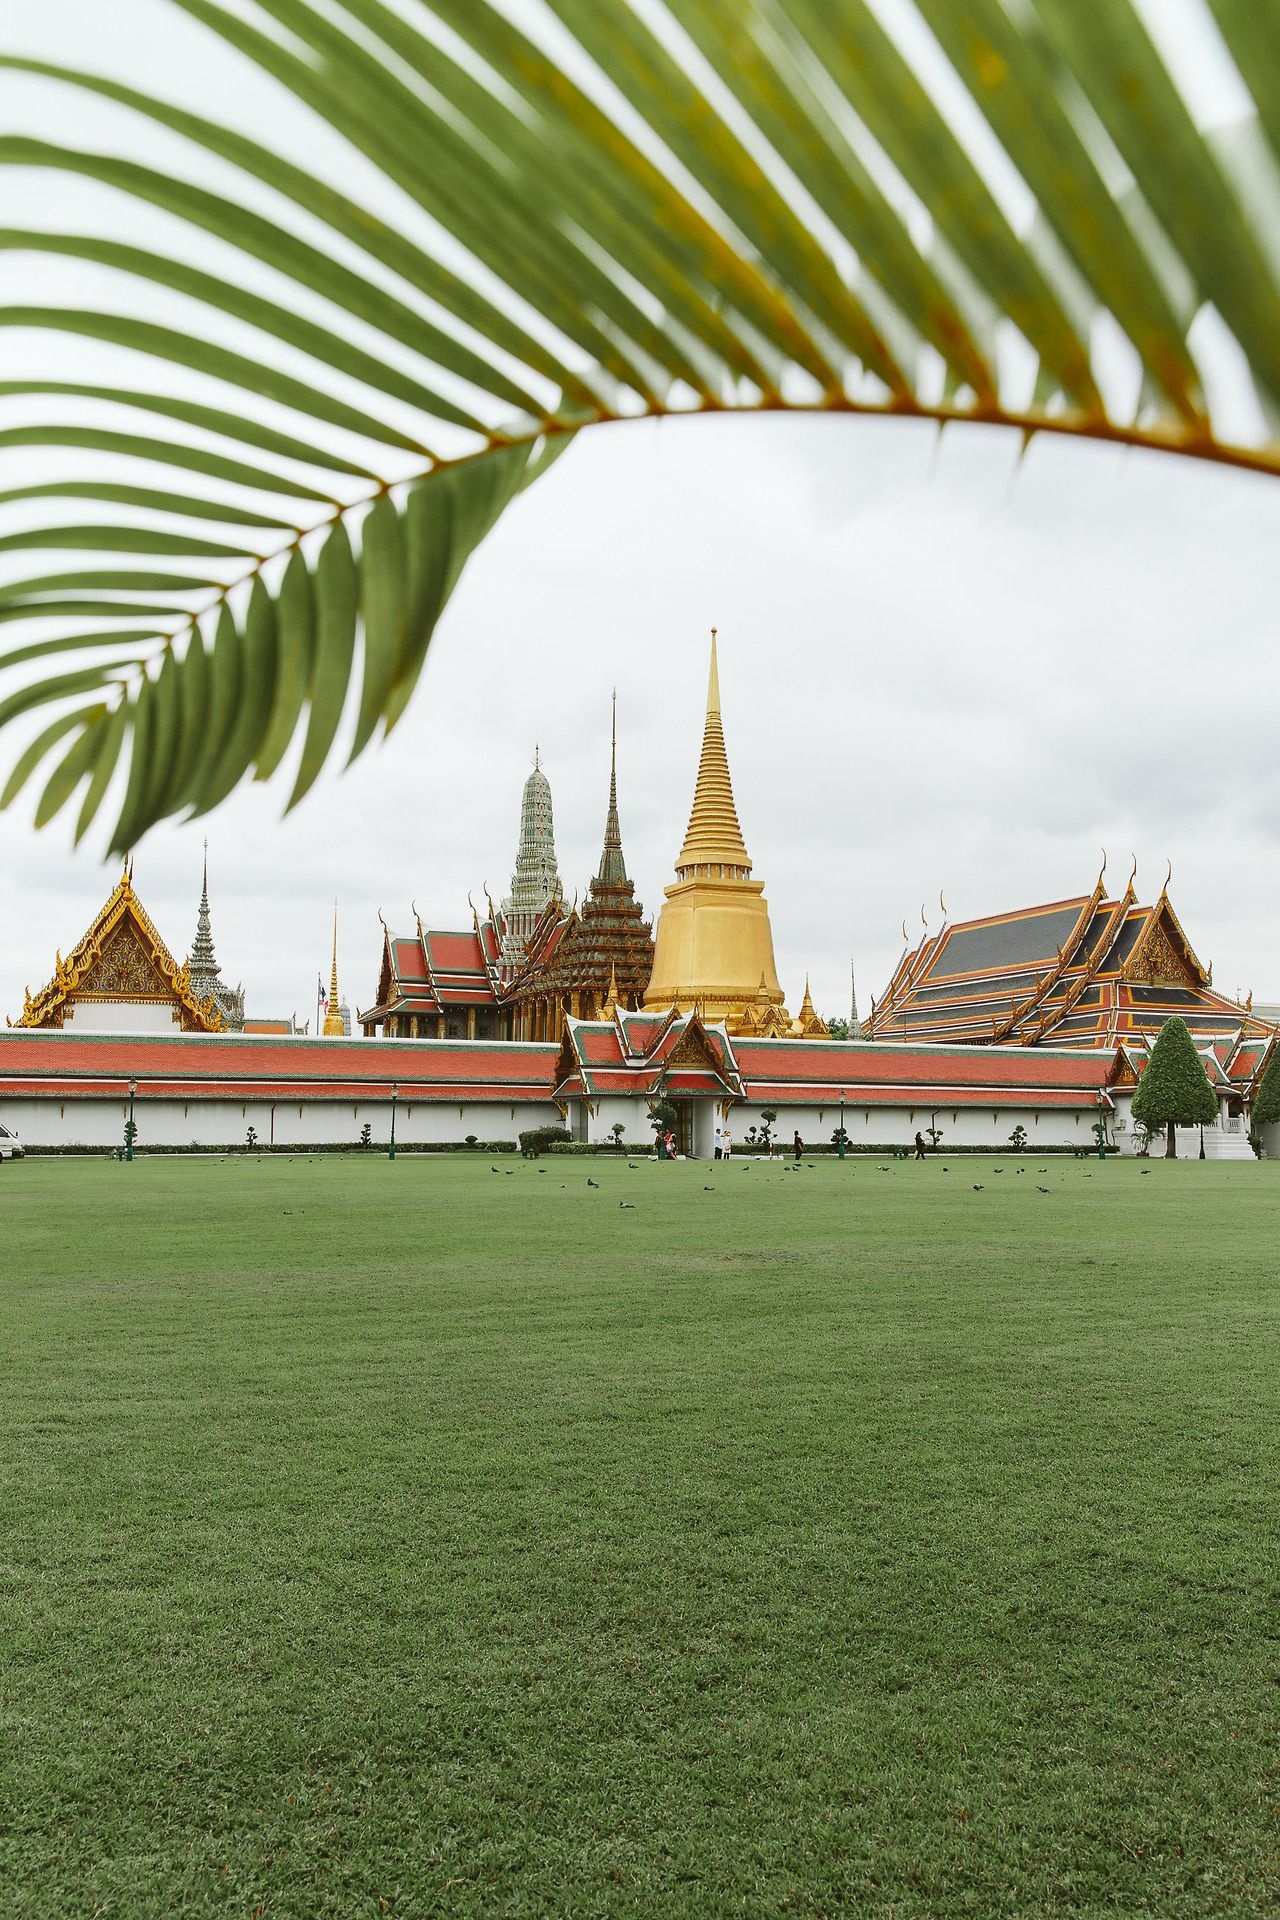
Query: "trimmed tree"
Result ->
[[1253, 1047, 1280, 1131], [1131, 1017, 1218, 1158]]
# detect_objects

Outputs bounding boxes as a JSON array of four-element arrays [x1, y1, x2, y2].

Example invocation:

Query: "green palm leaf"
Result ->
[[2, 0, 1278, 852]]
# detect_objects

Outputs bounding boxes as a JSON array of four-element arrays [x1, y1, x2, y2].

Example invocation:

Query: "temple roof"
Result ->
[[0, 1028, 559, 1101], [868, 871, 1273, 1054], [14, 863, 223, 1034], [5, 1022, 1268, 1110], [675, 630, 751, 875]]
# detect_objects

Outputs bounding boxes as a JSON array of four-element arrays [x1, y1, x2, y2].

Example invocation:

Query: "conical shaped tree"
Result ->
[[1131, 1017, 1219, 1158], [1252, 1046, 1280, 1129]]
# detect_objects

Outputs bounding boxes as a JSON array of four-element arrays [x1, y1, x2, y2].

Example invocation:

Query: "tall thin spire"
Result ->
[[675, 628, 751, 876], [188, 838, 219, 983], [324, 906, 345, 1036], [596, 688, 628, 887]]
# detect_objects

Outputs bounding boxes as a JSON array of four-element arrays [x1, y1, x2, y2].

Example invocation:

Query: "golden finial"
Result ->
[[324, 905, 345, 1036]]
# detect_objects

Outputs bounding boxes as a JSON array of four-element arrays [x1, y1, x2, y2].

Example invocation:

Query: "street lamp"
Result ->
[[389, 1080, 398, 1161], [125, 1076, 137, 1163], [838, 1088, 846, 1160], [1096, 1087, 1107, 1161]]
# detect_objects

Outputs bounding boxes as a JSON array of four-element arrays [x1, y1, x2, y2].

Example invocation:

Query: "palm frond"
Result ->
[[2, 0, 1279, 849]]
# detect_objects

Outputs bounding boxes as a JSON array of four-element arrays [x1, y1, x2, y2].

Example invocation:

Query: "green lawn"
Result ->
[[1, 1153, 1276, 1918]]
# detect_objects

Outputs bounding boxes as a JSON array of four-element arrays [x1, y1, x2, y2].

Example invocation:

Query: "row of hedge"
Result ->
[[23, 1140, 520, 1157]]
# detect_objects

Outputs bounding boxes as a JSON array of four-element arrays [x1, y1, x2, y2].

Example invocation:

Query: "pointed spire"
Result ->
[[188, 838, 219, 983], [324, 905, 346, 1036], [675, 629, 751, 875], [602, 960, 619, 1017], [595, 688, 629, 887]]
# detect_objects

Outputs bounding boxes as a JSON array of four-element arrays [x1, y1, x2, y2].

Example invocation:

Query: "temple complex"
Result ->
[[362, 706, 658, 1041], [869, 863, 1275, 1055], [645, 632, 812, 1037], [504, 696, 655, 1039], [13, 862, 228, 1034]]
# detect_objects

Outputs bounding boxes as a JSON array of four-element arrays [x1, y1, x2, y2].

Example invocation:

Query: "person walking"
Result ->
[[793, 1131, 804, 1163], [914, 1129, 927, 1160], [664, 1128, 677, 1161]]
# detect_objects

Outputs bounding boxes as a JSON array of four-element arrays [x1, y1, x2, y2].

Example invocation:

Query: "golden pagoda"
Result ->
[[645, 630, 791, 1034], [323, 911, 346, 1037]]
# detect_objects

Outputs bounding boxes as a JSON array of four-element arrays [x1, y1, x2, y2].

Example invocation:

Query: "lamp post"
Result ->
[[389, 1080, 398, 1161], [1096, 1087, 1107, 1161], [125, 1076, 137, 1163], [838, 1088, 846, 1159]]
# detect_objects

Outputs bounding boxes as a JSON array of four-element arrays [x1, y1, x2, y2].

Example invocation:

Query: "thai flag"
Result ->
[[317, 972, 327, 1013]]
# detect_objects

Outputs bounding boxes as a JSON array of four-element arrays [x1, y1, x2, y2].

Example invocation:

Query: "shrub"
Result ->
[[1131, 1017, 1218, 1157], [1253, 1047, 1280, 1128], [518, 1124, 572, 1157], [1007, 1124, 1028, 1153]]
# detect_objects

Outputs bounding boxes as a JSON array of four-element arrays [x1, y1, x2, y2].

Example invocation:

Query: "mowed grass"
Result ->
[[1, 1152, 1277, 1919]]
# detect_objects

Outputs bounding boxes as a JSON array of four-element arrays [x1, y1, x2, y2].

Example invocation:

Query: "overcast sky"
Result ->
[[3, 0, 1278, 1030]]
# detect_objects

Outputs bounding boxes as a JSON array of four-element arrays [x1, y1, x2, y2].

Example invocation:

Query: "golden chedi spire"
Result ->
[[324, 908, 346, 1037], [645, 629, 789, 1034], [675, 628, 751, 876]]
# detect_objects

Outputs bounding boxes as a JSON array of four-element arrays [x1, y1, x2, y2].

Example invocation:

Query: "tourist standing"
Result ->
[[793, 1131, 804, 1162], [714, 1124, 723, 1160], [722, 1126, 732, 1159], [914, 1130, 927, 1160], [664, 1127, 677, 1161]]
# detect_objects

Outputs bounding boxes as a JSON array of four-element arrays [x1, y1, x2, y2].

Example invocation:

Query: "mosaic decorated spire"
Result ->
[[675, 628, 751, 878], [186, 842, 220, 999], [186, 842, 245, 1030], [500, 752, 564, 972]]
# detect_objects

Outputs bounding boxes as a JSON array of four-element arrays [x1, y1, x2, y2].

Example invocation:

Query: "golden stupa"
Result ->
[[645, 631, 793, 1036], [323, 910, 347, 1037]]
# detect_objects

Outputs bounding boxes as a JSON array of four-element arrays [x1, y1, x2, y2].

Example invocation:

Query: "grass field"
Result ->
[[1, 1152, 1277, 1918]]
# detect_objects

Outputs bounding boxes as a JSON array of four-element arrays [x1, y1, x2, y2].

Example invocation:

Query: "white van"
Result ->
[[0, 1123, 25, 1162]]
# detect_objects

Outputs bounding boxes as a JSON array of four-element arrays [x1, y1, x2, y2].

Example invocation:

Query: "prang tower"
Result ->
[[645, 631, 790, 1034]]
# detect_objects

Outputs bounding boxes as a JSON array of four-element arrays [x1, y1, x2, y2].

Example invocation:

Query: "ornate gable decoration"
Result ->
[[17, 866, 223, 1033], [1123, 908, 1201, 988], [663, 1015, 724, 1074]]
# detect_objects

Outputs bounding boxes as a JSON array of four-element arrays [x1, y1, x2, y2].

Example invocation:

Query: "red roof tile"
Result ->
[[0, 1030, 558, 1094]]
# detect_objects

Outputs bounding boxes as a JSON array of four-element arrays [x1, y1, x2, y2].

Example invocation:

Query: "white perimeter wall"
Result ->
[[0, 1095, 563, 1149], [573, 1097, 1103, 1154], [6, 1085, 1252, 1156]]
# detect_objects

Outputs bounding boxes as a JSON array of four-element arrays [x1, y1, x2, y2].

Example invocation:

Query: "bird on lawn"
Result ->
[[1037, 1186, 1050, 1193], [703, 1185, 715, 1192], [491, 1166, 500, 1173], [505, 1170, 513, 1176], [587, 1177, 600, 1188], [972, 1184, 985, 1191], [1140, 1169, 1150, 1175], [619, 1201, 635, 1209]]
